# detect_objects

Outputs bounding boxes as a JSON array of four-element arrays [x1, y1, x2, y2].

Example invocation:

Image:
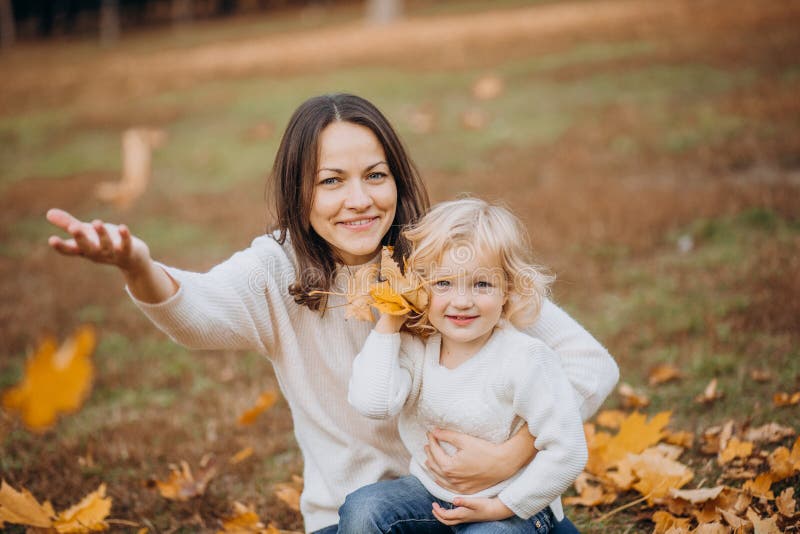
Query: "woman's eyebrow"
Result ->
[[364, 161, 388, 172], [316, 161, 387, 174]]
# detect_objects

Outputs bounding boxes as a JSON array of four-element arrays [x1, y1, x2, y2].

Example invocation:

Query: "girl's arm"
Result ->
[[522, 298, 620, 421], [348, 314, 415, 419]]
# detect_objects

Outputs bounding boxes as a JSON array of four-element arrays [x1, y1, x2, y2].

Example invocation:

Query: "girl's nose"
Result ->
[[343, 180, 373, 211], [451, 290, 473, 309]]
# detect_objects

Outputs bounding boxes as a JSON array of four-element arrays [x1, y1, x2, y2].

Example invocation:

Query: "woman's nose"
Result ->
[[343, 180, 373, 211]]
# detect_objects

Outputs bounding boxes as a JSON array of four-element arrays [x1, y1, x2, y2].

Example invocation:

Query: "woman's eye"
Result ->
[[367, 172, 387, 181], [319, 177, 340, 185]]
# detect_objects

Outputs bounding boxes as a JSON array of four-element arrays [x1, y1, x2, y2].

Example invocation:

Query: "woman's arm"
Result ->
[[523, 298, 619, 421], [47, 208, 177, 303], [348, 314, 413, 418], [423, 424, 535, 494]]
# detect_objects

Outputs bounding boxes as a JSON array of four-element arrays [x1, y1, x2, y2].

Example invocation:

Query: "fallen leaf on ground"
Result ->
[[648, 363, 683, 386], [742, 473, 774, 500], [664, 430, 694, 448], [217, 502, 278, 533], [563, 473, 617, 506], [152, 459, 217, 501], [587, 411, 671, 474], [695, 378, 723, 404], [652, 510, 691, 534], [238, 391, 278, 426], [229, 447, 254, 465], [595, 409, 627, 430], [718, 438, 753, 465], [2, 326, 96, 432], [629, 448, 694, 504], [0, 480, 55, 528], [749, 369, 771, 382], [53, 483, 111, 533], [692, 522, 731, 534], [669, 486, 726, 504], [772, 391, 800, 407], [743, 423, 795, 444], [617, 383, 650, 409], [718, 507, 750, 530], [745, 507, 781, 534], [776, 487, 797, 518], [273, 475, 303, 512]]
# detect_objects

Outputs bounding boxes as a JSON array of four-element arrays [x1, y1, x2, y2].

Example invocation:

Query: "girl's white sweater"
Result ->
[[349, 327, 588, 521], [127, 234, 619, 532]]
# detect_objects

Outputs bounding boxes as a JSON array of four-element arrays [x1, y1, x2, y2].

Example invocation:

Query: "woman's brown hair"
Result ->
[[268, 93, 430, 311]]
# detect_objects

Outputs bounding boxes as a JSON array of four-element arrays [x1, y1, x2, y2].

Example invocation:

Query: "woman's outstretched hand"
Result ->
[[425, 425, 537, 494], [46, 208, 150, 273], [46, 208, 178, 303]]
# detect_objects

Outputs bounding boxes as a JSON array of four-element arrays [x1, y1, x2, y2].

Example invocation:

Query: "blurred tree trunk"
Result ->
[[172, 0, 193, 26], [366, 0, 402, 25], [0, 0, 14, 49], [100, 0, 120, 45]]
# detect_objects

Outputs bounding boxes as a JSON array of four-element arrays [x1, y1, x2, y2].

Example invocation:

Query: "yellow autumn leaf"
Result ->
[[652, 510, 691, 534], [629, 448, 694, 504], [217, 502, 279, 533], [229, 447, 254, 465], [772, 391, 800, 407], [595, 409, 627, 430], [53, 483, 111, 533], [375, 247, 428, 313], [775, 487, 797, 519], [742, 473, 774, 500], [273, 475, 303, 512], [369, 281, 413, 315], [563, 473, 617, 507], [664, 430, 694, 448], [648, 363, 683, 386], [0, 480, 55, 528], [344, 263, 379, 321], [617, 383, 650, 409], [692, 523, 730, 534], [745, 507, 781, 534], [2, 326, 96, 432], [718, 437, 753, 465], [238, 391, 278, 426], [668, 485, 726, 504], [152, 459, 217, 501], [587, 411, 671, 474]]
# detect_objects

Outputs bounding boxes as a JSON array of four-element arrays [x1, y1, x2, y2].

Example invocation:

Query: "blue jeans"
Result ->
[[326, 475, 566, 534]]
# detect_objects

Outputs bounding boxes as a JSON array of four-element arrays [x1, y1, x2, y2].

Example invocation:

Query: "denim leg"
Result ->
[[311, 526, 339, 534], [453, 507, 554, 534], [550, 516, 580, 534], [338, 475, 451, 534]]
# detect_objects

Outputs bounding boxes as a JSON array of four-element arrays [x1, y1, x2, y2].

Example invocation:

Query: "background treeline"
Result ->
[[3, 0, 362, 40]]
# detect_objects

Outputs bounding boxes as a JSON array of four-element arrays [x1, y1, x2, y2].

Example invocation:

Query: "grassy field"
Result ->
[[1, 0, 799, 532]]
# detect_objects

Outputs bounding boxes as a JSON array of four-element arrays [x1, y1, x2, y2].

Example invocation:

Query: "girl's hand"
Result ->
[[432, 497, 513, 526], [374, 312, 407, 334], [46, 208, 151, 275], [425, 425, 537, 494]]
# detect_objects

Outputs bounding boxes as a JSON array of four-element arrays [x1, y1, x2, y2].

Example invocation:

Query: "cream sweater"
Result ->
[[349, 328, 588, 521], [127, 234, 619, 532]]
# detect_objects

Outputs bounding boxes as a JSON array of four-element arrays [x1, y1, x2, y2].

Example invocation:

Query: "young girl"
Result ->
[[46, 94, 615, 533], [344, 198, 588, 533]]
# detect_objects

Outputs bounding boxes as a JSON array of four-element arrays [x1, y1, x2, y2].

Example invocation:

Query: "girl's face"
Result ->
[[427, 246, 507, 357], [310, 121, 398, 265]]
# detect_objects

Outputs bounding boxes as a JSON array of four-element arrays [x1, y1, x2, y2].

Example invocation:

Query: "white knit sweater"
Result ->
[[127, 234, 619, 532], [348, 327, 588, 521]]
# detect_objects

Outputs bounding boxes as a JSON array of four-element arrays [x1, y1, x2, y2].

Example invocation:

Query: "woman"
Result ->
[[47, 94, 618, 533]]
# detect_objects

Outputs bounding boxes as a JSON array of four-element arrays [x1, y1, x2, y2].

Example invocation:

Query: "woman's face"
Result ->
[[310, 121, 398, 265]]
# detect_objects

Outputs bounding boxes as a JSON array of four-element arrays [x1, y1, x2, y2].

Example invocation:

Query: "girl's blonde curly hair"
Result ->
[[404, 197, 554, 334]]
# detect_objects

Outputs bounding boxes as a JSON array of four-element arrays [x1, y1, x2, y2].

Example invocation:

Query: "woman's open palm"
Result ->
[[46, 208, 151, 274]]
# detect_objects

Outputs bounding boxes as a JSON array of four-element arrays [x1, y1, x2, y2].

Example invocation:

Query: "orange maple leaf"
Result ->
[[773, 391, 800, 407], [2, 326, 96, 432], [648, 363, 683, 386], [152, 459, 217, 501], [563, 473, 617, 507], [0, 481, 111, 533], [217, 502, 279, 533], [742, 473, 774, 500], [629, 448, 694, 504], [718, 437, 753, 465], [587, 411, 671, 475], [651, 510, 691, 534], [369, 247, 428, 316], [238, 391, 278, 426]]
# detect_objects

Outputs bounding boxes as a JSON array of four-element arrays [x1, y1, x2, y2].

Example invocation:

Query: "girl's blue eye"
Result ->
[[475, 281, 493, 289], [433, 280, 450, 288]]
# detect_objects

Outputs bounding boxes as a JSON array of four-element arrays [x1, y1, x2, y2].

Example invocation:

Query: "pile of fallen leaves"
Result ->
[[569, 407, 799, 532]]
